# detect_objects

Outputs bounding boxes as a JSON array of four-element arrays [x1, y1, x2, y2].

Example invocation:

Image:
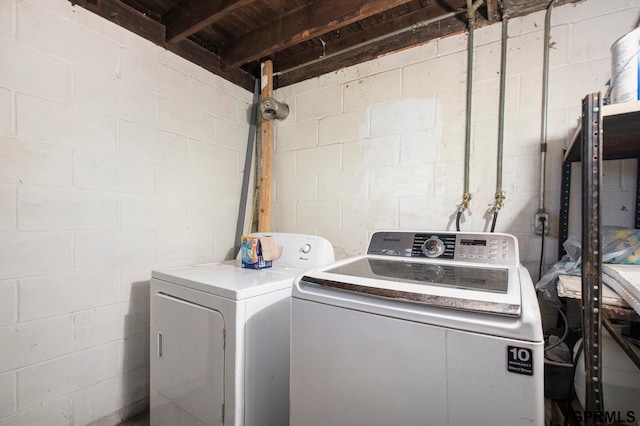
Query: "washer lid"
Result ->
[[298, 255, 522, 316], [152, 261, 297, 300]]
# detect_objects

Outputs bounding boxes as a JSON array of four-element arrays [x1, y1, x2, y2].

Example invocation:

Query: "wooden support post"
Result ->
[[258, 60, 273, 232]]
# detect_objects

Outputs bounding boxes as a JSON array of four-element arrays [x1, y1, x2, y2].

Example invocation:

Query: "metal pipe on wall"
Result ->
[[490, 0, 509, 232], [457, 0, 484, 231]]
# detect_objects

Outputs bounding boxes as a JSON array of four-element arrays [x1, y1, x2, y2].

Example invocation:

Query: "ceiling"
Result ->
[[69, 0, 580, 91]]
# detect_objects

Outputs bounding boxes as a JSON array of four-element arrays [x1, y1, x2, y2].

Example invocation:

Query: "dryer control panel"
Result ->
[[367, 231, 518, 267]]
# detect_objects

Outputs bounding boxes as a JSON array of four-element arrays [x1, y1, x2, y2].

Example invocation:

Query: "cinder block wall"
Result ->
[[0, 0, 252, 424], [272, 0, 640, 274]]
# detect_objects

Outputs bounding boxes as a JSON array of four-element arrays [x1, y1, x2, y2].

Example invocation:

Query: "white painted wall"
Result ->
[[271, 0, 640, 276], [0, 0, 251, 424]]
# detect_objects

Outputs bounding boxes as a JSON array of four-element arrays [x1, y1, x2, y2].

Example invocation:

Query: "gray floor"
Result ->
[[117, 411, 149, 426]]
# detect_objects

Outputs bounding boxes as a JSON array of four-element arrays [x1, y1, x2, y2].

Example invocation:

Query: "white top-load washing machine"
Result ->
[[291, 231, 544, 426], [150, 233, 334, 426]]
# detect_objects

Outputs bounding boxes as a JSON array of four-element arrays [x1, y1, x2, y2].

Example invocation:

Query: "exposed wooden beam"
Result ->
[[486, 0, 500, 21], [222, 0, 416, 69], [165, 0, 257, 44], [258, 60, 273, 233], [273, 0, 468, 77], [69, 0, 255, 91], [276, 14, 467, 87]]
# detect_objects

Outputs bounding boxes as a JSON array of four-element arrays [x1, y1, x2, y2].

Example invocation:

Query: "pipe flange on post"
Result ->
[[260, 97, 289, 121]]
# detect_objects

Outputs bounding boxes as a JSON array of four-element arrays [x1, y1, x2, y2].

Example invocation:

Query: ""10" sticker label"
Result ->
[[507, 346, 533, 376]]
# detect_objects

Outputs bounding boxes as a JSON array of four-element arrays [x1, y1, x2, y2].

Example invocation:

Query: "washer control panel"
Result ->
[[367, 231, 518, 266]]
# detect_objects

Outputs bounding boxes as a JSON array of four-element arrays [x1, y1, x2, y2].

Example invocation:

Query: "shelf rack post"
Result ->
[[581, 92, 604, 424]]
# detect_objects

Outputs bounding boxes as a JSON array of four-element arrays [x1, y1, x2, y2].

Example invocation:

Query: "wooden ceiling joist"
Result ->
[[165, 0, 258, 44], [70, 0, 583, 90], [221, 0, 416, 69]]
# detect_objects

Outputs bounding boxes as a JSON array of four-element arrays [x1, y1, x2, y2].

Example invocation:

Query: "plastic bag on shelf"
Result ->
[[535, 227, 640, 306]]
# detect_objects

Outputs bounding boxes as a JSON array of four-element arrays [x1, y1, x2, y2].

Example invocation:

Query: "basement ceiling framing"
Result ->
[[70, 0, 581, 91]]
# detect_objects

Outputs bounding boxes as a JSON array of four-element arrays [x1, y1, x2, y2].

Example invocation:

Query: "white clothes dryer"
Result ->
[[150, 233, 334, 426], [291, 231, 544, 426]]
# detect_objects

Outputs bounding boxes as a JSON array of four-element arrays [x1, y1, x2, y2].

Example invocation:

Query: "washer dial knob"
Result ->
[[421, 237, 445, 258]]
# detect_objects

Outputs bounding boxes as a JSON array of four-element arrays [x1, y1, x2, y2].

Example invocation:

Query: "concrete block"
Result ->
[[120, 48, 187, 102], [0, 280, 17, 327], [0, 0, 13, 40], [436, 124, 465, 163], [571, 10, 639, 64], [296, 200, 341, 229], [0, 184, 16, 231], [17, 2, 118, 75], [0, 137, 71, 186], [277, 119, 318, 152], [72, 150, 155, 194], [342, 135, 400, 172], [273, 151, 296, 180], [377, 41, 437, 70], [370, 165, 434, 198], [342, 199, 398, 230], [214, 118, 249, 152], [552, 1, 633, 25], [157, 96, 214, 142], [119, 121, 187, 167], [188, 78, 238, 121], [0, 232, 72, 280], [399, 195, 462, 230], [188, 139, 238, 176], [317, 228, 369, 259], [0, 315, 73, 373], [433, 161, 464, 197], [0, 39, 72, 101], [435, 86, 466, 129], [400, 129, 441, 167], [547, 59, 609, 109], [275, 175, 317, 203], [120, 263, 175, 303], [506, 32, 543, 76], [319, 108, 369, 145], [0, 371, 15, 418], [19, 269, 119, 322], [74, 68, 156, 126], [371, 97, 437, 137], [17, 343, 118, 410], [155, 166, 216, 197], [344, 69, 402, 111], [17, 94, 117, 153], [188, 198, 220, 230], [0, 88, 12, 135], [403, 52, 466, 97], [120, 194, 188, 230], [156, 229, 215, 261], [74, 230, 154, 270], [74, 299, 149, 351], [72, 366, 149, 425], [118, 333, 150, 373], [18, 186, 118, 231], [437, 33, 467, 56], [475, 41, 501, 83], [317, 172, 368, 200], [296, 85, 342, 120], [0, 396, 72, 426], [296, 145, 342, 176], [271, 201, 295, 231]]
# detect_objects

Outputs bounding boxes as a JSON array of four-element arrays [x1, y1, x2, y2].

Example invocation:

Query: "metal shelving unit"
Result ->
[[558, 94, 640, 425]]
